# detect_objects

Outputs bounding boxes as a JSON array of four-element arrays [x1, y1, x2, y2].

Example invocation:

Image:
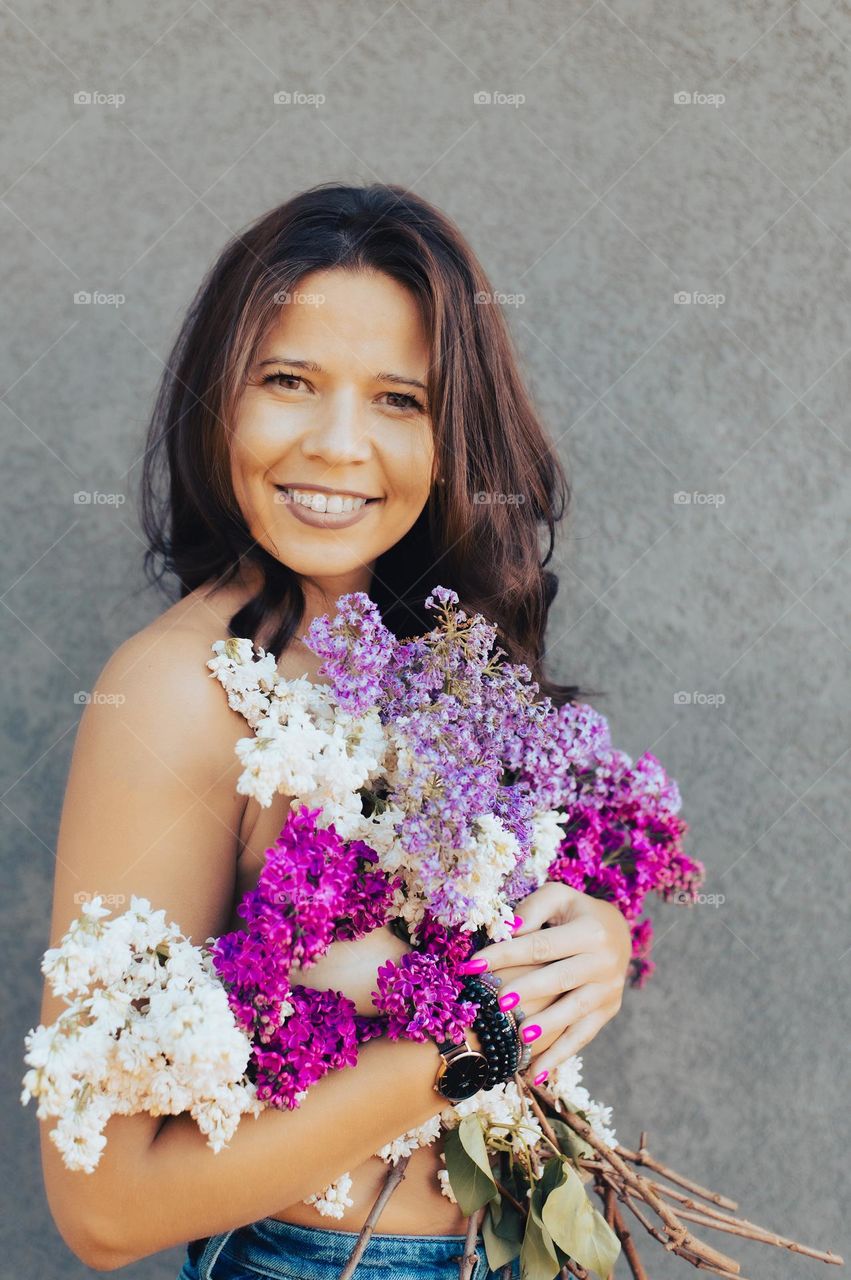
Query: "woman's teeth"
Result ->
[[281, 487, 369, 513]]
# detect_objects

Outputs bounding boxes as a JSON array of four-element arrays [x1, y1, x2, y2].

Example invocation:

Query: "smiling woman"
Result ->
[[139, 181, 590, 701], [37, 182, 623, 1279], [229, 268, 437, 582]]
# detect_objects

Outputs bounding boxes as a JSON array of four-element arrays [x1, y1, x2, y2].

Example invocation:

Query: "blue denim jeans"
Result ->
[[177, 1216, 521, 1280]]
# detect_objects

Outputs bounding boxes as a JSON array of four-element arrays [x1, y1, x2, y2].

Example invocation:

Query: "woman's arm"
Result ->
[[35, 625, 474, 1270], [120, 1033, 455, 1269]]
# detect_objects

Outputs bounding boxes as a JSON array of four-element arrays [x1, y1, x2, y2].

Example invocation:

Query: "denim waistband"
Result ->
[[181, 1214, 520, 1280]]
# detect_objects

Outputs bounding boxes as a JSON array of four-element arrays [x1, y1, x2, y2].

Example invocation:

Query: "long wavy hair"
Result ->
[[140, 181, 594, 707]]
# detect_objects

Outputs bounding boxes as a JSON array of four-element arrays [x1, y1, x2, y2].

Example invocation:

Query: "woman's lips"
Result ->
[[275, 487, 383, 530]]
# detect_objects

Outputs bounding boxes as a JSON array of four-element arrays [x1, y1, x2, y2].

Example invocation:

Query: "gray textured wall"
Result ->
[[3, 2, 848, 1277]]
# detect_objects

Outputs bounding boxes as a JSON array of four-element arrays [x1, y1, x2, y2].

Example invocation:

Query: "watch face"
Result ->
[[440, 1051, 489, 1101]]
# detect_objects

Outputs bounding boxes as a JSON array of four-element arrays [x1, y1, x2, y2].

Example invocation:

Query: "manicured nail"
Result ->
[[520, 1023, 542, 1044], [533, 1069, 549, 1086], [511, 915, 524, 931], [458, 956, 489, 974], [498, 990, 520, 1012]]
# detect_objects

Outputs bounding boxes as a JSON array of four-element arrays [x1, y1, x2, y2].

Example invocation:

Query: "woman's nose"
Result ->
[[300, 395, 372, 463]]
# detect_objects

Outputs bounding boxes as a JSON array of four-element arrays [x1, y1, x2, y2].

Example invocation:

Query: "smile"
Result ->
[[274, 485, 383, 529]]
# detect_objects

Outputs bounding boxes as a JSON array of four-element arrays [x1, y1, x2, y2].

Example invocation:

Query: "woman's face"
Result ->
[[231, 268, 436, 605]]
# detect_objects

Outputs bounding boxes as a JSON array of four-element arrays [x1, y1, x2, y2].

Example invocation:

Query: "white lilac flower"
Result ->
[[375, 1114, 442, 1164], [206, 639, 278, 729], [302, 1170, 354, 1218], [21, 896, 260, 1172], [550, 1055, 617, 1147], [522, 808, 571, 890], [437, 1164, 458, 1204], [441, 1082, 544, 1158]]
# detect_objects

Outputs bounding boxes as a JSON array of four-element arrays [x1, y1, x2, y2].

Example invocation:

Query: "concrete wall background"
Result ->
[[2, 2, 848, 1276]]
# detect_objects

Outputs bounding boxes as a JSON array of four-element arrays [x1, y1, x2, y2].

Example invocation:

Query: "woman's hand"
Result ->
[[289, 925, 410, 1018], [469, 882, 632, 1080]]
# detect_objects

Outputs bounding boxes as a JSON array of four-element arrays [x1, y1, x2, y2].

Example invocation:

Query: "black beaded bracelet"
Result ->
[[461, 974, 522, 1090]]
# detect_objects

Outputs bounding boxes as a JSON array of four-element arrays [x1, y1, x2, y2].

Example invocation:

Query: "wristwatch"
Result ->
[[433, 1034, 490, 1103]]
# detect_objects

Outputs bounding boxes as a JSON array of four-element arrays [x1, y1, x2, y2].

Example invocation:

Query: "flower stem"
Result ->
[[337, 1154, 411, 1280], [458, 1206, 486, 1280]]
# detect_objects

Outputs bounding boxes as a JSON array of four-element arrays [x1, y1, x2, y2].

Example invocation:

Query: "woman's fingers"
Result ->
[[491, 952, 602, 1012], [511, 983, 611, 1064], [469, 914, 603, 974], [522, 1006, 610, 1080], [510, 881, 582, 933]]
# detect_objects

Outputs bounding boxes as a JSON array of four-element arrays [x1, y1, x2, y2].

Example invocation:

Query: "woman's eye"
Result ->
[[260, 374, 424, 414], [262, 372, 304, 390], [382, 392, 425, 413]]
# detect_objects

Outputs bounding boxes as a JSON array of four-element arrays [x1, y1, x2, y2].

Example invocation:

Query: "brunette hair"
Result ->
[[140, 181, 594, 706]]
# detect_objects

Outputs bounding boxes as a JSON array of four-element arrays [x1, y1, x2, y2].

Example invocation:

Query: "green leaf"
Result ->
[[519, 1211, 561, 1280], [540, 1159, 621, 1280], [550, 1116, 595, 1162], [519, 1159, 562, 1280], [442, 1120, 498, 1215], [458, 1114, 497, 1182], [482, 1200, 522, 1270]]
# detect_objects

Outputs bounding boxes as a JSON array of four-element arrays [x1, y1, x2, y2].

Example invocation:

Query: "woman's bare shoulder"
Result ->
[[94, 581, 257, 767]]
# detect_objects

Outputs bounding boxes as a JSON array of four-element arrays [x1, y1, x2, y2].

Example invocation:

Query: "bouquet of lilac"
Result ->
[[25, 587, 838, 1279], [209, 586, 703, 987], [197, 586, 706, 1277]]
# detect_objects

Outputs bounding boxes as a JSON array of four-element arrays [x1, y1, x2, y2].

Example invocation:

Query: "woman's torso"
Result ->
[[162, 577, 469, 1235]]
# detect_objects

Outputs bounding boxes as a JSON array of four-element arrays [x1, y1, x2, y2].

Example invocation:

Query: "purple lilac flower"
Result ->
[[372, 951, 478, 1045], [305, 594, 397, 714], [253, 986, 360, 1108], [211, 805, 400, 1107]]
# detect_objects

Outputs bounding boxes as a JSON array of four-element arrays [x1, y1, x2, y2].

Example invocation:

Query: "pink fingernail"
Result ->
[[520, 1023, 542, 1044], [511, 915, 524, 931], [533, 1069, 549, 1085], [458, 956, 489, 974], [498, 990, 520, 1012]]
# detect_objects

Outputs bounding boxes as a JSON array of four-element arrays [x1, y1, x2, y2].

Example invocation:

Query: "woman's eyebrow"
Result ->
[[257, 355, 427, 392]]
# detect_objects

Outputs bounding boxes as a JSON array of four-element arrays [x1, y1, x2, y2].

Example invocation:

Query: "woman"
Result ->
[[37, 182, 632, 1279]]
